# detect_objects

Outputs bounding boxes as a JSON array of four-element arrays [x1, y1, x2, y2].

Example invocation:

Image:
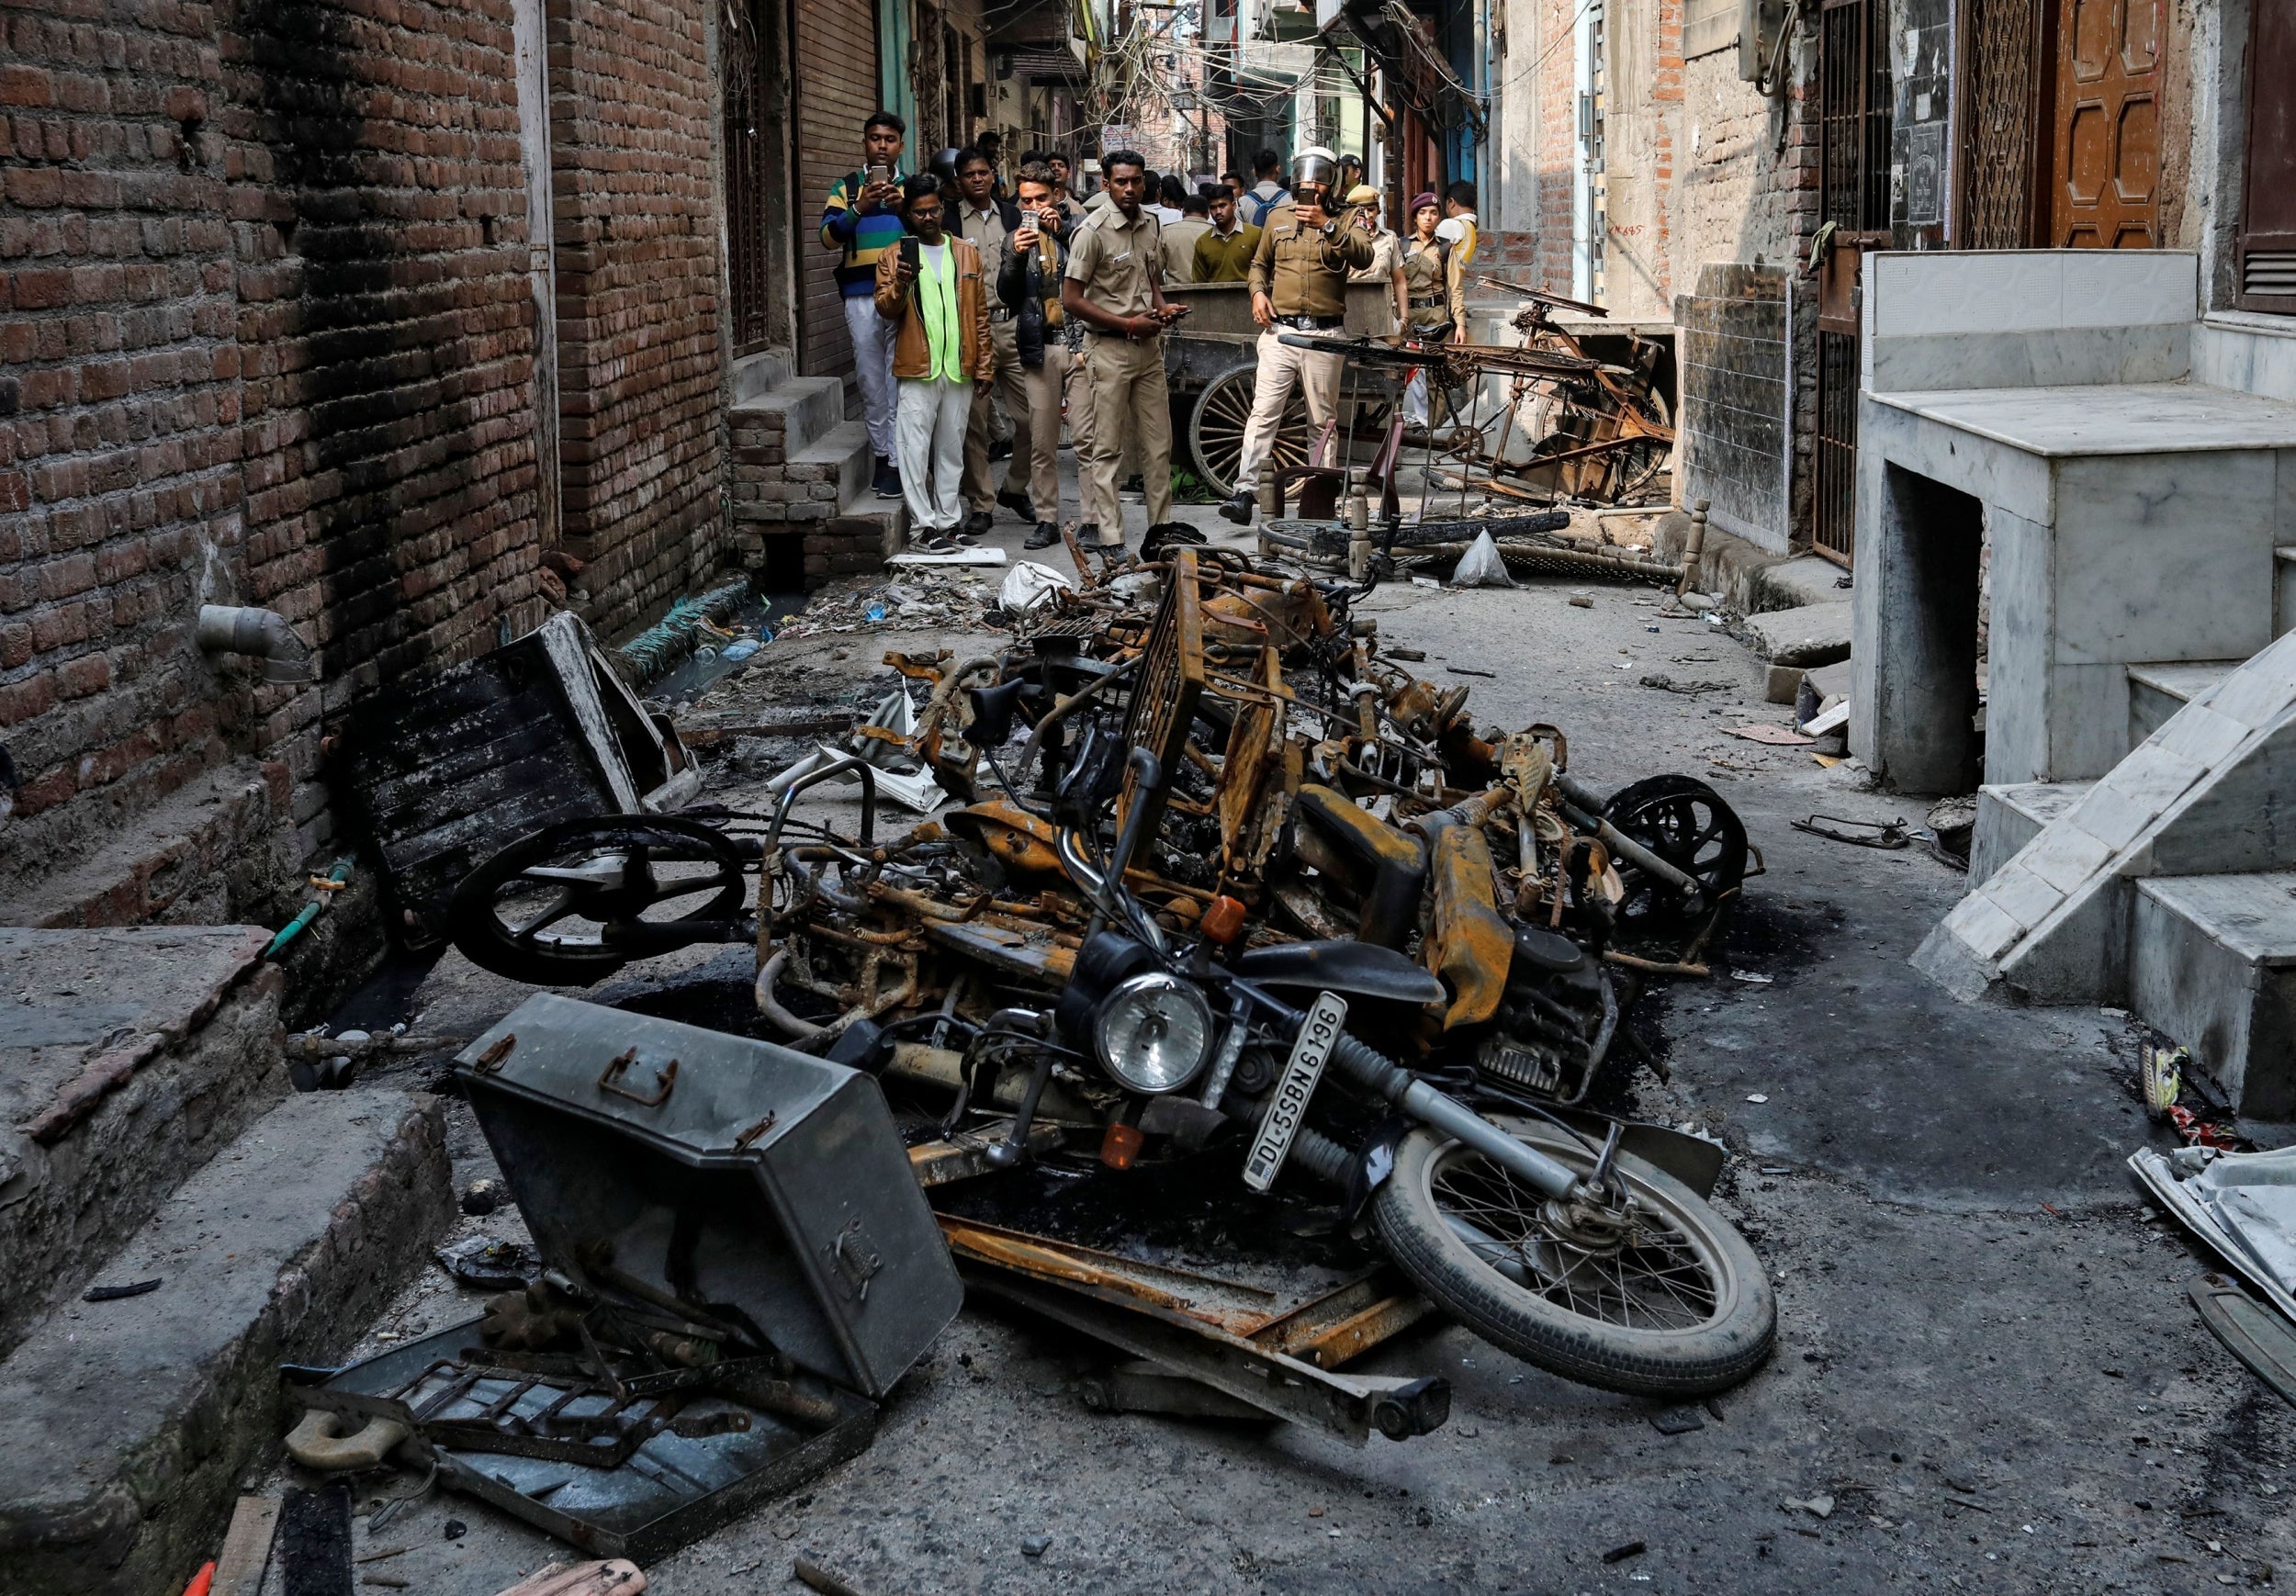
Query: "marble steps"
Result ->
[[1971, 779, 2095, 883], [2128, 659, 2242, 747], [2130, 872, 2296, 1122], [1916, 627, 2296, 1015]]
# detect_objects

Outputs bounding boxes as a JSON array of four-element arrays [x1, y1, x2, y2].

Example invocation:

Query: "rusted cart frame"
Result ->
[[1468, 275, 1677, 505]]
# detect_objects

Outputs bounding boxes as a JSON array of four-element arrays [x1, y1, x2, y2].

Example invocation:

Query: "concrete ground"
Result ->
[[277, 455, 2296, 1595]]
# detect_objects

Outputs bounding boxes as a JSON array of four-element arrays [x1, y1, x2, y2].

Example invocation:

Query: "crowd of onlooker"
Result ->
[[816, 110, 1481, 554]]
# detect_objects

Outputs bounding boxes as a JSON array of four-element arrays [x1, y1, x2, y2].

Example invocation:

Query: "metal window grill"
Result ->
[[1818, 0, 1891, 232], [1959, 0, 2043, 248], [725, 0, 773, 357], [1812, 0, 1887, 565], [1814, 330, 1860, 567]]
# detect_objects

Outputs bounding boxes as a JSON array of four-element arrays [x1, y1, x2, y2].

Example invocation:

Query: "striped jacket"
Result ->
[[820, 168, 909, 297]]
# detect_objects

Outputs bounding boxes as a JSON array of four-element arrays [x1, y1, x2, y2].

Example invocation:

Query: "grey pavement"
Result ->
[[281, 449, 2296, 1595]]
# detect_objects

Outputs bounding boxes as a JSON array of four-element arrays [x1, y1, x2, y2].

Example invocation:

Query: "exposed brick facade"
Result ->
[[3, 0, 734, 920], [546, 0, 726, 637], [2, 0, 246, 894], [224, 0, 548, 853]]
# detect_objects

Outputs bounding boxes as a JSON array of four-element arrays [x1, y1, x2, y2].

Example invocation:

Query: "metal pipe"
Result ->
[[765, 755, 877, 851], [196, 604, 317, 682], [753, 948, 824, 1039], [1397, 1079, 1581, 1202]]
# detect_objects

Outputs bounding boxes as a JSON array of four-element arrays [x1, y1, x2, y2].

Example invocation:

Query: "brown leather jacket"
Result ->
[[873, 236, 996, 381]]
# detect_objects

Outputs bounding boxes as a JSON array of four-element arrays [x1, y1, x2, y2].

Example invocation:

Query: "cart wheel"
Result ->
[[1606, 386, 1672, 503], [1189, 365, 1311, 498]]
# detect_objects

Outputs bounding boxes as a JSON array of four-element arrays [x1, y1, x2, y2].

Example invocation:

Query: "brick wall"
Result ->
[[2, 0, 246, 896], [224, 0, 547, 860], [2, 0, 736, 921], [546, 0, 726, 638]]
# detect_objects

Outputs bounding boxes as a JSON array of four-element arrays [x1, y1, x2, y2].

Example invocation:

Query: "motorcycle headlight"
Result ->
[[1094, 972, 1216, 1094]]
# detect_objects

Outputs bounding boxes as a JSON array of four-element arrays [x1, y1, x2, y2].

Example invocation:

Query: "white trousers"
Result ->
[[1404, 367, 1429, 425], [844, 294, 900, 458], [896, 377, 973, 533], [1234, 330, 1345, 490]]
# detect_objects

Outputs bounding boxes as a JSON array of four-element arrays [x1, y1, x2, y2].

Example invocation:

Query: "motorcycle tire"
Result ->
[[1370, 1118, 1774, 1397]]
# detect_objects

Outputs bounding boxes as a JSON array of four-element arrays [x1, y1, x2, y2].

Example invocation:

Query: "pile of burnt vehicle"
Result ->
[[436, 543, 1773, 1444]]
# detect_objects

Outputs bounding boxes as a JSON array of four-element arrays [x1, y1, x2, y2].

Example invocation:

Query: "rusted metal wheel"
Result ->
[[448, 815, 748, 984], [1188, 364, 1311, 498]]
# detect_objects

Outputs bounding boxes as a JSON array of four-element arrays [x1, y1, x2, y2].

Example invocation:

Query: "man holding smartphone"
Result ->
[[877, 175, 994, 553], [951, 147, 1034, 535], [1217, 146, 1374, 526], [1060, 149, 1192, 554], [996, 163, 1081, 548], [820, 112, 911, 499]]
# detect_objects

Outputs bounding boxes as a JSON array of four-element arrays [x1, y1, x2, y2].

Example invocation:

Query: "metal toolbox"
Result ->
[[455, 993, 962, 1399]]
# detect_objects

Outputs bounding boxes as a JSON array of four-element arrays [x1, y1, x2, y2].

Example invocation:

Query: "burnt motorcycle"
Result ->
[[860, 745, 1774, 1399]]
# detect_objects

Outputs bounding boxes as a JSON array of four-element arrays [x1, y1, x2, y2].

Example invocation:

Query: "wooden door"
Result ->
[[2050, 0, 2163, 248], [2237, 0, 2296, 310]]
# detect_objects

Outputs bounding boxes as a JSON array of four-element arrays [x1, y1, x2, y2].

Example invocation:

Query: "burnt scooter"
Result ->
[[945, 743, 1775, 1399]]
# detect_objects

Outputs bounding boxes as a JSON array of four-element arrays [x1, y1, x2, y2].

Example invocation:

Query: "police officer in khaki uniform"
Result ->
[[951, 148, 1035, 534], [1061, 149, 1192, 552], [1217, 146, 1375, 527]]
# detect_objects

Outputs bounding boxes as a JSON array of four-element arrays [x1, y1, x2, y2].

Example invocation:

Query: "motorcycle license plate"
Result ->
[[1243, 991, 1349, 1193]]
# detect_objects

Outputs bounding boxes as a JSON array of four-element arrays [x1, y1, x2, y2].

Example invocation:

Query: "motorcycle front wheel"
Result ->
[[1370, 1119, 1774, 1397]]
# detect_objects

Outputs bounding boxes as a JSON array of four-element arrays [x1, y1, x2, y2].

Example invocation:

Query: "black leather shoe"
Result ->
[[1024, 521, 1062, 549], [1075, 523, 1099, 545], [873, 458, 902, 499], [964, 510, 994, 538], [996, 489, 1034, 522], [1217, 490, 1255, 526]]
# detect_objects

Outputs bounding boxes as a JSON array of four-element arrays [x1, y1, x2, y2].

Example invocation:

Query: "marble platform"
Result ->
[[1849, 252, 2296, 794]]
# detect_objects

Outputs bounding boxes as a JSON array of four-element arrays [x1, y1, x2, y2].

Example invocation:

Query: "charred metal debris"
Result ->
[[447, 545, 1755, 1105], [365, 536, 1776, 1539]]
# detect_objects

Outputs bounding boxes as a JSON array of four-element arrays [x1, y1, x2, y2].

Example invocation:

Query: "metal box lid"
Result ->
[[456, 994, 962, 1399]]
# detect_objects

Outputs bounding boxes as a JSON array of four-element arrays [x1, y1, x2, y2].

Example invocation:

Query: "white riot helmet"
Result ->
[[1290, 146, 1340, 193]]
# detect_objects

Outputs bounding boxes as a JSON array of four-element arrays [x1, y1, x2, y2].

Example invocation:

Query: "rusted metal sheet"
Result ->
[[1424, 823, 1513, 1030]]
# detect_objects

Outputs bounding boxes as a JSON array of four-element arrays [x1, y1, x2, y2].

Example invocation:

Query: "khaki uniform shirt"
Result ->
[[1246, 202, 1376, 318], [1160, 216, 1211, 285], [1064, 204, 1163, 319], [956, 201, 1010, 263]]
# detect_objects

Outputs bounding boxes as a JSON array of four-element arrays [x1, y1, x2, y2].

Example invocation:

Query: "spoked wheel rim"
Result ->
[[1603, 773, 1748, 930], [1189, 365, 1310, 497], [1425, 1143, 1725, 1332], [448, 815, 748, 984]]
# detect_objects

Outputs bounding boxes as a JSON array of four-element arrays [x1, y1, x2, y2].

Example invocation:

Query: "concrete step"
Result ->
[[2278, 546, 2296, 639], [730, 374, 846, 458], [0, 925, 288, 1360], [2128, 659, 2240, 747], [731, 347, 793, 403], [1918, 628, 2296, 1004], [1742, 600, 1853, 667], [792, 417, 874, 511], [1971, 780, 2095, 884], [1, 761, 284, 931], [0, 1089, 453, 1596], [2132, 871, 2296, 1118]]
